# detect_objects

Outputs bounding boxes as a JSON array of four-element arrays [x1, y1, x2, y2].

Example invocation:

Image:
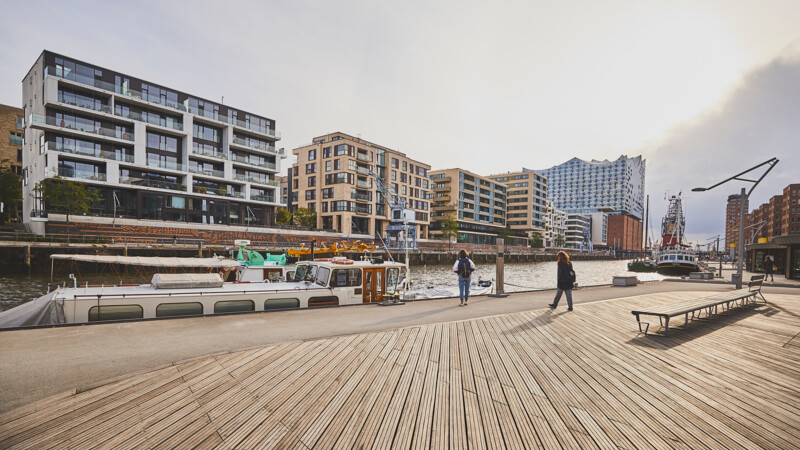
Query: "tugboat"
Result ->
[[655, 193, 700, 276]]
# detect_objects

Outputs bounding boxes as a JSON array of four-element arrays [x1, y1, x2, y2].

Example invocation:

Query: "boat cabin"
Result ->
[[42, 258, 408, 325]]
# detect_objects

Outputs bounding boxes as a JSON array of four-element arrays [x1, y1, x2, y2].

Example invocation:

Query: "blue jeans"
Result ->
[[458, 276, 471, 302], [552, 289, 573, 308]]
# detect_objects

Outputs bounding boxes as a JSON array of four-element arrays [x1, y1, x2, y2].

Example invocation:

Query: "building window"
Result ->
[[308, 149, 316, 160], [16, 116, 23, 129], [306, 190, 316, 200], [308, 176, 316, 187], [326, 161, 332, 172], [323, 147, 331, 158], [305, 163, 316, 174]]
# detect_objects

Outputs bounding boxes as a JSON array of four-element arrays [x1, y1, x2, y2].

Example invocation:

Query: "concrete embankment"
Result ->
[[0, 240, 613, 274]]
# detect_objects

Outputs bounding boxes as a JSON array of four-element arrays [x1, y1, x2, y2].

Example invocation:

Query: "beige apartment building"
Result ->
[[488, 170, 547, 238], [429, 168, 509, 244], [291, 132, 430, 237]]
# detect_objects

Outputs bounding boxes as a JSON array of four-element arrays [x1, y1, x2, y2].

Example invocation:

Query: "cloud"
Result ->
[[641, 48, 800, 245]]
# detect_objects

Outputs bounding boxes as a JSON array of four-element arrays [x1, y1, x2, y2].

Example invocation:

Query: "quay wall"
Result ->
[[0, 218, 613, 274]]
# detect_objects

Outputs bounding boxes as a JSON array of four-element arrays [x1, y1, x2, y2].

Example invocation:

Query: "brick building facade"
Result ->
[[0, 103, 24, 175], [606, 214, 643, 253]]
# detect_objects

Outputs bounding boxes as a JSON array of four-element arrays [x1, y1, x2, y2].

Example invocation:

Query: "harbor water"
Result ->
[[0, 259, 667, 312]]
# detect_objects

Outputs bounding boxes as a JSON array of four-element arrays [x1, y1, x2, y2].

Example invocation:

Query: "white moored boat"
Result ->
[[0, 257, 408, 327]]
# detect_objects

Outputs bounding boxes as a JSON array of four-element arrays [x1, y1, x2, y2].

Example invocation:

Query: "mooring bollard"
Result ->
[[489, 238, 508, 298]]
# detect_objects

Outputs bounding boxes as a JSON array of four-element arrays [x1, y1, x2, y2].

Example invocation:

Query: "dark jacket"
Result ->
[[557, 262, 575, 290]]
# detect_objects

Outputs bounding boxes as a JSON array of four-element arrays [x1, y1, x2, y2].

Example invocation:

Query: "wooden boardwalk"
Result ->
[[1, 291, 798, 449]]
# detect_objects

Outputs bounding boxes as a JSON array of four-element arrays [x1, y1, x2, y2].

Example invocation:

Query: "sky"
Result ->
[[1, 0, 798, 244]]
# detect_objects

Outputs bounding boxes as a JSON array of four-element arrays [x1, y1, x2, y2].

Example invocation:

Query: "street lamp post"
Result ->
[[692, 158, 778, 289]]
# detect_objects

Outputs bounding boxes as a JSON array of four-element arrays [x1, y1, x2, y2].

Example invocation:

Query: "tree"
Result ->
[[530, 232, 544, 248], [275, 207, 292, 225], [440, 215, 459, 251], [498, 227, 513, 243], [293, 207, 317, 228], [38, 176, 99, 234], [0, 161, 21, 224], [554, 234, 566, 248]]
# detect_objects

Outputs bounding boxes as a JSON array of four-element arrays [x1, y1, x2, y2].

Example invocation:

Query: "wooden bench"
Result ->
[[632, 275, 766, 336]]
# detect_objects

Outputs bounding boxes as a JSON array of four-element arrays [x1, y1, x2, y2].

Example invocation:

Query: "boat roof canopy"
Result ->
[[50, 254, 241, 269]]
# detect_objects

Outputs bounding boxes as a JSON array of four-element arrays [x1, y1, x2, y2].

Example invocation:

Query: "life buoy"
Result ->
[[314, 258, 332, 262], [332, 259, 354, 265]]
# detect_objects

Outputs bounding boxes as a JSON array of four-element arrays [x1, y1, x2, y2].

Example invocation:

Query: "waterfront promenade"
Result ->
[[0, 282, 798, 448]]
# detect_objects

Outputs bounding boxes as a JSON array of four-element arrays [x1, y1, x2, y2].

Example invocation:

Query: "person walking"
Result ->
[[764, 254, 775, 282], [453, 249, 476, 306], [549, 251, 576, 311]]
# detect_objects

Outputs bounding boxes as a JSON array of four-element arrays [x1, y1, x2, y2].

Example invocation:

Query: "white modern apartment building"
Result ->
[[565, 214, 592, 250], [536, 155, 645, 220], [544, 202, 567, 248], [21, 51, 285, 234]]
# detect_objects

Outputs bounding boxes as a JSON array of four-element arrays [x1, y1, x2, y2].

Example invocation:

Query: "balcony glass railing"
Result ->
[[30, 114, 134, 141], [58, 99, 112, 115], [192, 144, 227, 160], [355, 166, 370, 175], [189, 167, 225, 178], [356, 180, 371, 189], [356, 153, 371, 162], [121, 176, 185, 191], [230, 119, 280, 139], [47, 141, 134, 163], [58, 167, 107, 181], [114, 109, 183, 131], [234, 174, 279, 186], [250, 194, 275, 202], [230, 154, 276, 170], [351, 193, 372, 201], [231, 137, 276, 153], [146, 159, 185, 172]]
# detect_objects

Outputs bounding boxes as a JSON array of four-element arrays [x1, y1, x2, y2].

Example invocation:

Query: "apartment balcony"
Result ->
[[230, 154, 277, 171], [351, 192, 372, 202], [354, 205, 371, 215], [432, 204, 456, 212], [234, 174, 280, 187], [231, 120, 280, 140], [57, 167, 107, 182], [433, 186, 449, 193], [250, 194, 276, 203], [356, 180, 371, 189], [54, 98, 113, 117], [120, 176, 185, 192], [189, 167, 225, 179], [354, 166, 370, 176], [146, 159, 186, 172], [356, 153, 371, 162], [192, 146, 227, 161], [29, 114, 134, 142], [433, 176, 451, 183], [230, 137, 277, 154], [46, 141, 134, 163], [114, 108, 183, 132]]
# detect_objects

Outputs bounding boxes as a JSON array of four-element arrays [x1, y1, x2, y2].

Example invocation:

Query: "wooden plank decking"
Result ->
[[1, 291, 798, 449]]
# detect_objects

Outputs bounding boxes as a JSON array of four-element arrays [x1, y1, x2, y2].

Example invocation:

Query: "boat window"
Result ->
[[316, 267, 331, 286], [386, 268, 401, 293], [264, 269, 283, 282], [264, 298, 299, 310], [214, 300, 255, 314], [293, 265, 307, 281], [331, 269, 362, 287], [308, 296, 339, 307], [88, 305, 143, 322], [156, 302, 203, 318], [689, 257, 694, 262], [303, 265, 318, 282]]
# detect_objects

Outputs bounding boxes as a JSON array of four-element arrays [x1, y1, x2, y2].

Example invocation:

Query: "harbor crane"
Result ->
[[369, 170, 418, 250]]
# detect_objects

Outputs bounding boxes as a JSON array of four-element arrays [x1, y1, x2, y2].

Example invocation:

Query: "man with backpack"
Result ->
[[453, 249, 476, 306]]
